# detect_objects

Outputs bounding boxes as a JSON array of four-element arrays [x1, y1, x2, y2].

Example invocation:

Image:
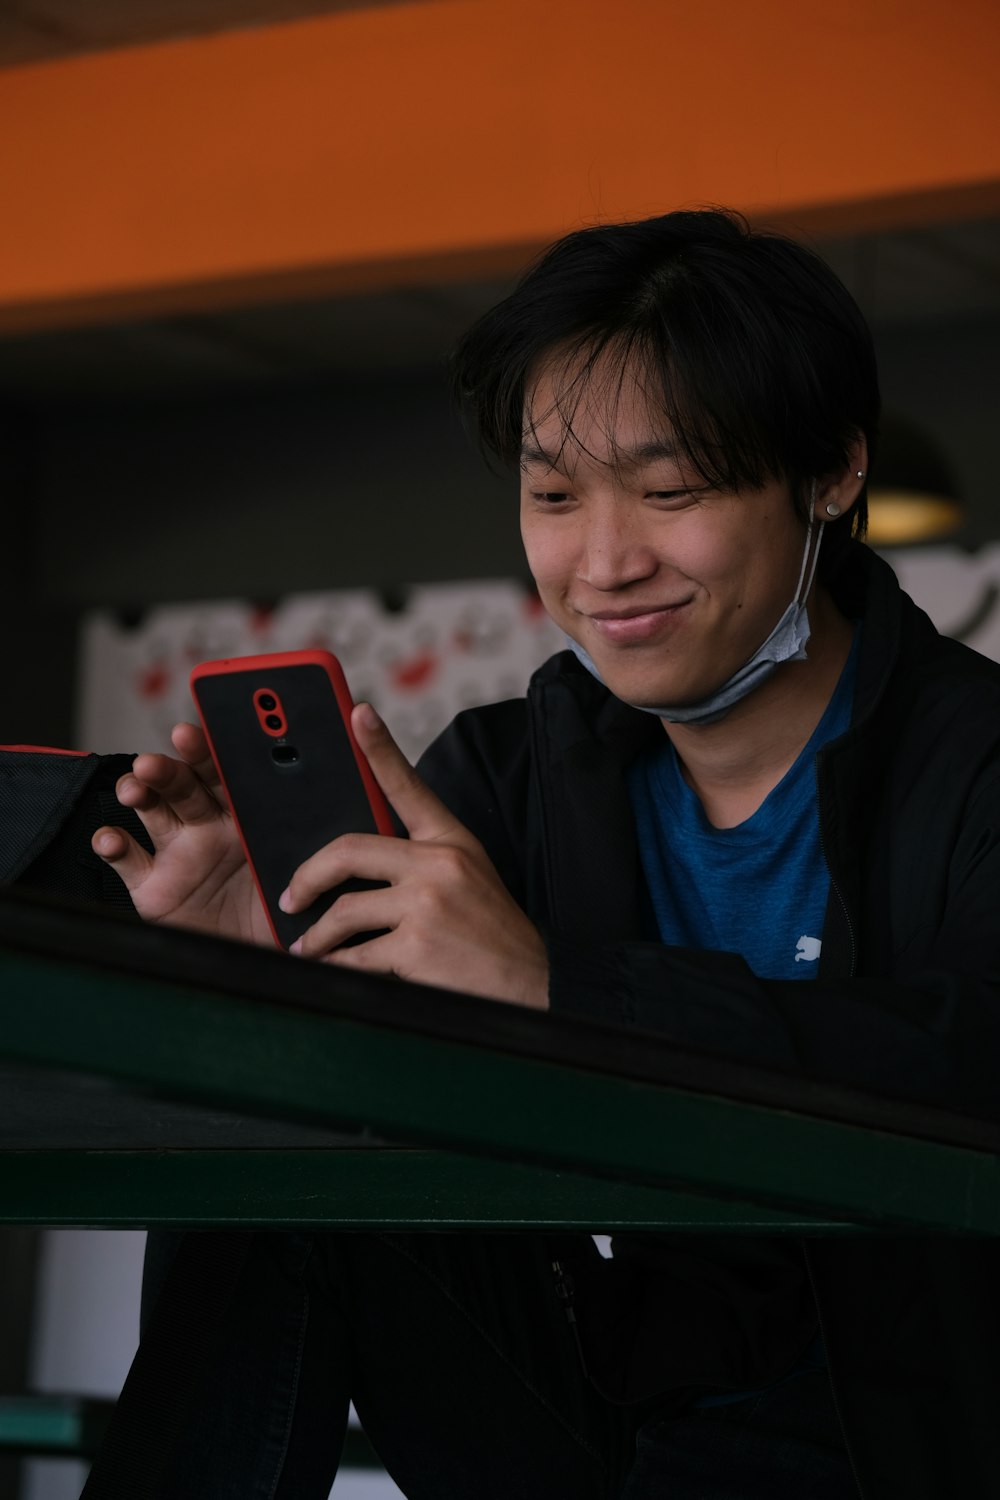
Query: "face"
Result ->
[[519, 356, 811, 711]]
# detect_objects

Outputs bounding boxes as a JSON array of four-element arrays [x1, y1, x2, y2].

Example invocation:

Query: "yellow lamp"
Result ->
[[866, 414, 964, 547]]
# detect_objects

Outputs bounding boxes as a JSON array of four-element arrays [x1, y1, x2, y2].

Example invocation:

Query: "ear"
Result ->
[[813, 434, 869, 524]]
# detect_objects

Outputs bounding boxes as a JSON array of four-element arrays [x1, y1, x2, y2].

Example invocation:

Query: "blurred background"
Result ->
[[0, 0, 999, 1495]]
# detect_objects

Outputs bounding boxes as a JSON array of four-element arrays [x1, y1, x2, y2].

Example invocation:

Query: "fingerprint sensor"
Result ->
[[271, 744, 299, 767]]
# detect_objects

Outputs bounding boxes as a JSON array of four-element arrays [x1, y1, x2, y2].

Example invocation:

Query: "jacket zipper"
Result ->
[[804, 1245, 868, 1500], [823, 844, 857, 978], [551, 1258, 589, 1378], [528, 686, 564, 930], [812, 751, 866, 1493], [816, 749, 858, 979]]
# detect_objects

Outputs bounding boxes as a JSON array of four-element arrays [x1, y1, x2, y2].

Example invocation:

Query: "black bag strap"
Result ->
[[0, 750, 103, 884], [1, 749, 150, 908], [81, 1233, 254, 1499]]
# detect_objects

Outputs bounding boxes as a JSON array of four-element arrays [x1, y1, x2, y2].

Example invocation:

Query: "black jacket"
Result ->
[[416, 544, 1000, 1499]]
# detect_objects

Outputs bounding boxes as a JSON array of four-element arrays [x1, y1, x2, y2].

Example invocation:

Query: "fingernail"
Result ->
[[356, 701, 381, 732], [289, 939, 302, 956], [278, 887, 292, 913]]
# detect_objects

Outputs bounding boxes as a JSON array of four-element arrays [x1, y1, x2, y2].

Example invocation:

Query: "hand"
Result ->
[[91, 722, 272, 945], [281, 703, 551, 1009]]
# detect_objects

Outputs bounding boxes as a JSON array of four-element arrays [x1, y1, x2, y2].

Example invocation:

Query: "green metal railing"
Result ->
[[0, 1395, 380, 1467], [1, 890, 998, 1234]]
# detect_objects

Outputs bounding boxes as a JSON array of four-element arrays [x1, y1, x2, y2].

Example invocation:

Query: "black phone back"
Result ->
[[193, 660, 386, 950]]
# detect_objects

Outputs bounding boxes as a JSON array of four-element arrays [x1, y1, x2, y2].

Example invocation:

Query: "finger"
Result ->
[[291, 886, 403, 959], [113, 768, 183, 844], [169, 722, 229, 805], [282, 833, 439, 913], [128, 751, 226, 828], [91, 824, 156, 894], [321, 931, 399, 976], [351, 703, 467, 843]]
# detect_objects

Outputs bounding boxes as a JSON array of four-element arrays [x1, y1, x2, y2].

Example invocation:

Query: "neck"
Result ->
[[663, 585, 854, 829]]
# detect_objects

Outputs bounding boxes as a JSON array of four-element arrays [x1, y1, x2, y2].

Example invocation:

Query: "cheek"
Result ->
[[684, 508, 790, 602], [666, 527, 741, 595], [520, 519, 573, 599]]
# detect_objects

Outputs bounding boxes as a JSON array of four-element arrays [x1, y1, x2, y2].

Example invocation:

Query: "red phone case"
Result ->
[[190, 650, 394, 950]]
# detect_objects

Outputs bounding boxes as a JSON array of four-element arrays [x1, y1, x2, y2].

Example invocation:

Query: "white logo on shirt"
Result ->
[[795, 935, 822, 963]]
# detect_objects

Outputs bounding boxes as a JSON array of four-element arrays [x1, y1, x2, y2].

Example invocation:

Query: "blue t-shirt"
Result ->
[[627, 632, 859, 977]]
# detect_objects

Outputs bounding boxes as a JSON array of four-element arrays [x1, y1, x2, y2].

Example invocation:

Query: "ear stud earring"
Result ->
[[856, 470, 865, 480], [826, 502, 842, 518]]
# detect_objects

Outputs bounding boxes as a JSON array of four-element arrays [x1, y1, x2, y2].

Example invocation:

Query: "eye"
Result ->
[[647, 487, 705, 508], [529, 490, 573, 504]]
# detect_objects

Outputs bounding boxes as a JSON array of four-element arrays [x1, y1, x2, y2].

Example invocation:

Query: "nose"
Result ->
[[576, 503, 658, 592]]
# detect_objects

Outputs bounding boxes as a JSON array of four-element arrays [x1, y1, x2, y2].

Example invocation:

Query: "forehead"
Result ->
[[522, 347, 679, 474]]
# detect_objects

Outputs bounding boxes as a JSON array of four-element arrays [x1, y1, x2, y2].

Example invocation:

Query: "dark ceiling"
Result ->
[[0, 0, 410, 65], [0, 216, 999, 400]]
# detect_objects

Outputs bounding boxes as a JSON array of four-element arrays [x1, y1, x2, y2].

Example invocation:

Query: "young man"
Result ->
[[90, 209, 1000, 1498]]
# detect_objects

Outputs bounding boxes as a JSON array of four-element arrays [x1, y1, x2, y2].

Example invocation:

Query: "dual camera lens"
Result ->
[[251, 684, 297, 765], [253, 687, 287, 739]]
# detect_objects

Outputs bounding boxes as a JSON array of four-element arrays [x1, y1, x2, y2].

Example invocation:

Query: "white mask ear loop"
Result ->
[[794, 480, 824, 611]]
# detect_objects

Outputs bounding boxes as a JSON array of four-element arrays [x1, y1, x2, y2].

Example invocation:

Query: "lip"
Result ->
[[585, 601, 692, 644]]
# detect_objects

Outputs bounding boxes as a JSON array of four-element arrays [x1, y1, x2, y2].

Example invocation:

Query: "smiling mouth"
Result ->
[[585, 602, 693, 643]]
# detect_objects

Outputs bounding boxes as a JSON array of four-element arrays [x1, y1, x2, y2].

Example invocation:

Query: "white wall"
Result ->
[[21, 1230, 144, 1500]]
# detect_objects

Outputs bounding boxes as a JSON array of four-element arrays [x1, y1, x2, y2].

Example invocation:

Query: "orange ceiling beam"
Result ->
[[0, 0, 999, 330]]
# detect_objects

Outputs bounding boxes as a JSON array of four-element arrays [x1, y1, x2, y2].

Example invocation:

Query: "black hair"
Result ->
[[450, 209, 880, 572]]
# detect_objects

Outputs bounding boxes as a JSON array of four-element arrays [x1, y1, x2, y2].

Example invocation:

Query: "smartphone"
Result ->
[[190, 650, 394, 951]]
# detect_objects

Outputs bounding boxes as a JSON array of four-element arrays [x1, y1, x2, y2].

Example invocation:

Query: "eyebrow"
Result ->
[[519, 444, 562, 469], [519, 440, 679, 471]]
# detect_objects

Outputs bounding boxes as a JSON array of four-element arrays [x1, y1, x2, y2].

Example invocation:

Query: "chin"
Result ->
[[600, 653, 729, 708], [601, 674, 686, 711]]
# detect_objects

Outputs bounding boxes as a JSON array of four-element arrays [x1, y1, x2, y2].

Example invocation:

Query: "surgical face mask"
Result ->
[[567, 487, 824, 726]]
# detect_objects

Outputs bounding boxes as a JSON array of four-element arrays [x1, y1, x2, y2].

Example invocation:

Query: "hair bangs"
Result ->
[[521, 325, 784, 496]]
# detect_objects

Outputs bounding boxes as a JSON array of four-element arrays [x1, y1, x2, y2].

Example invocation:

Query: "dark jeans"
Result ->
[[140, 1231, 857, 1499]]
